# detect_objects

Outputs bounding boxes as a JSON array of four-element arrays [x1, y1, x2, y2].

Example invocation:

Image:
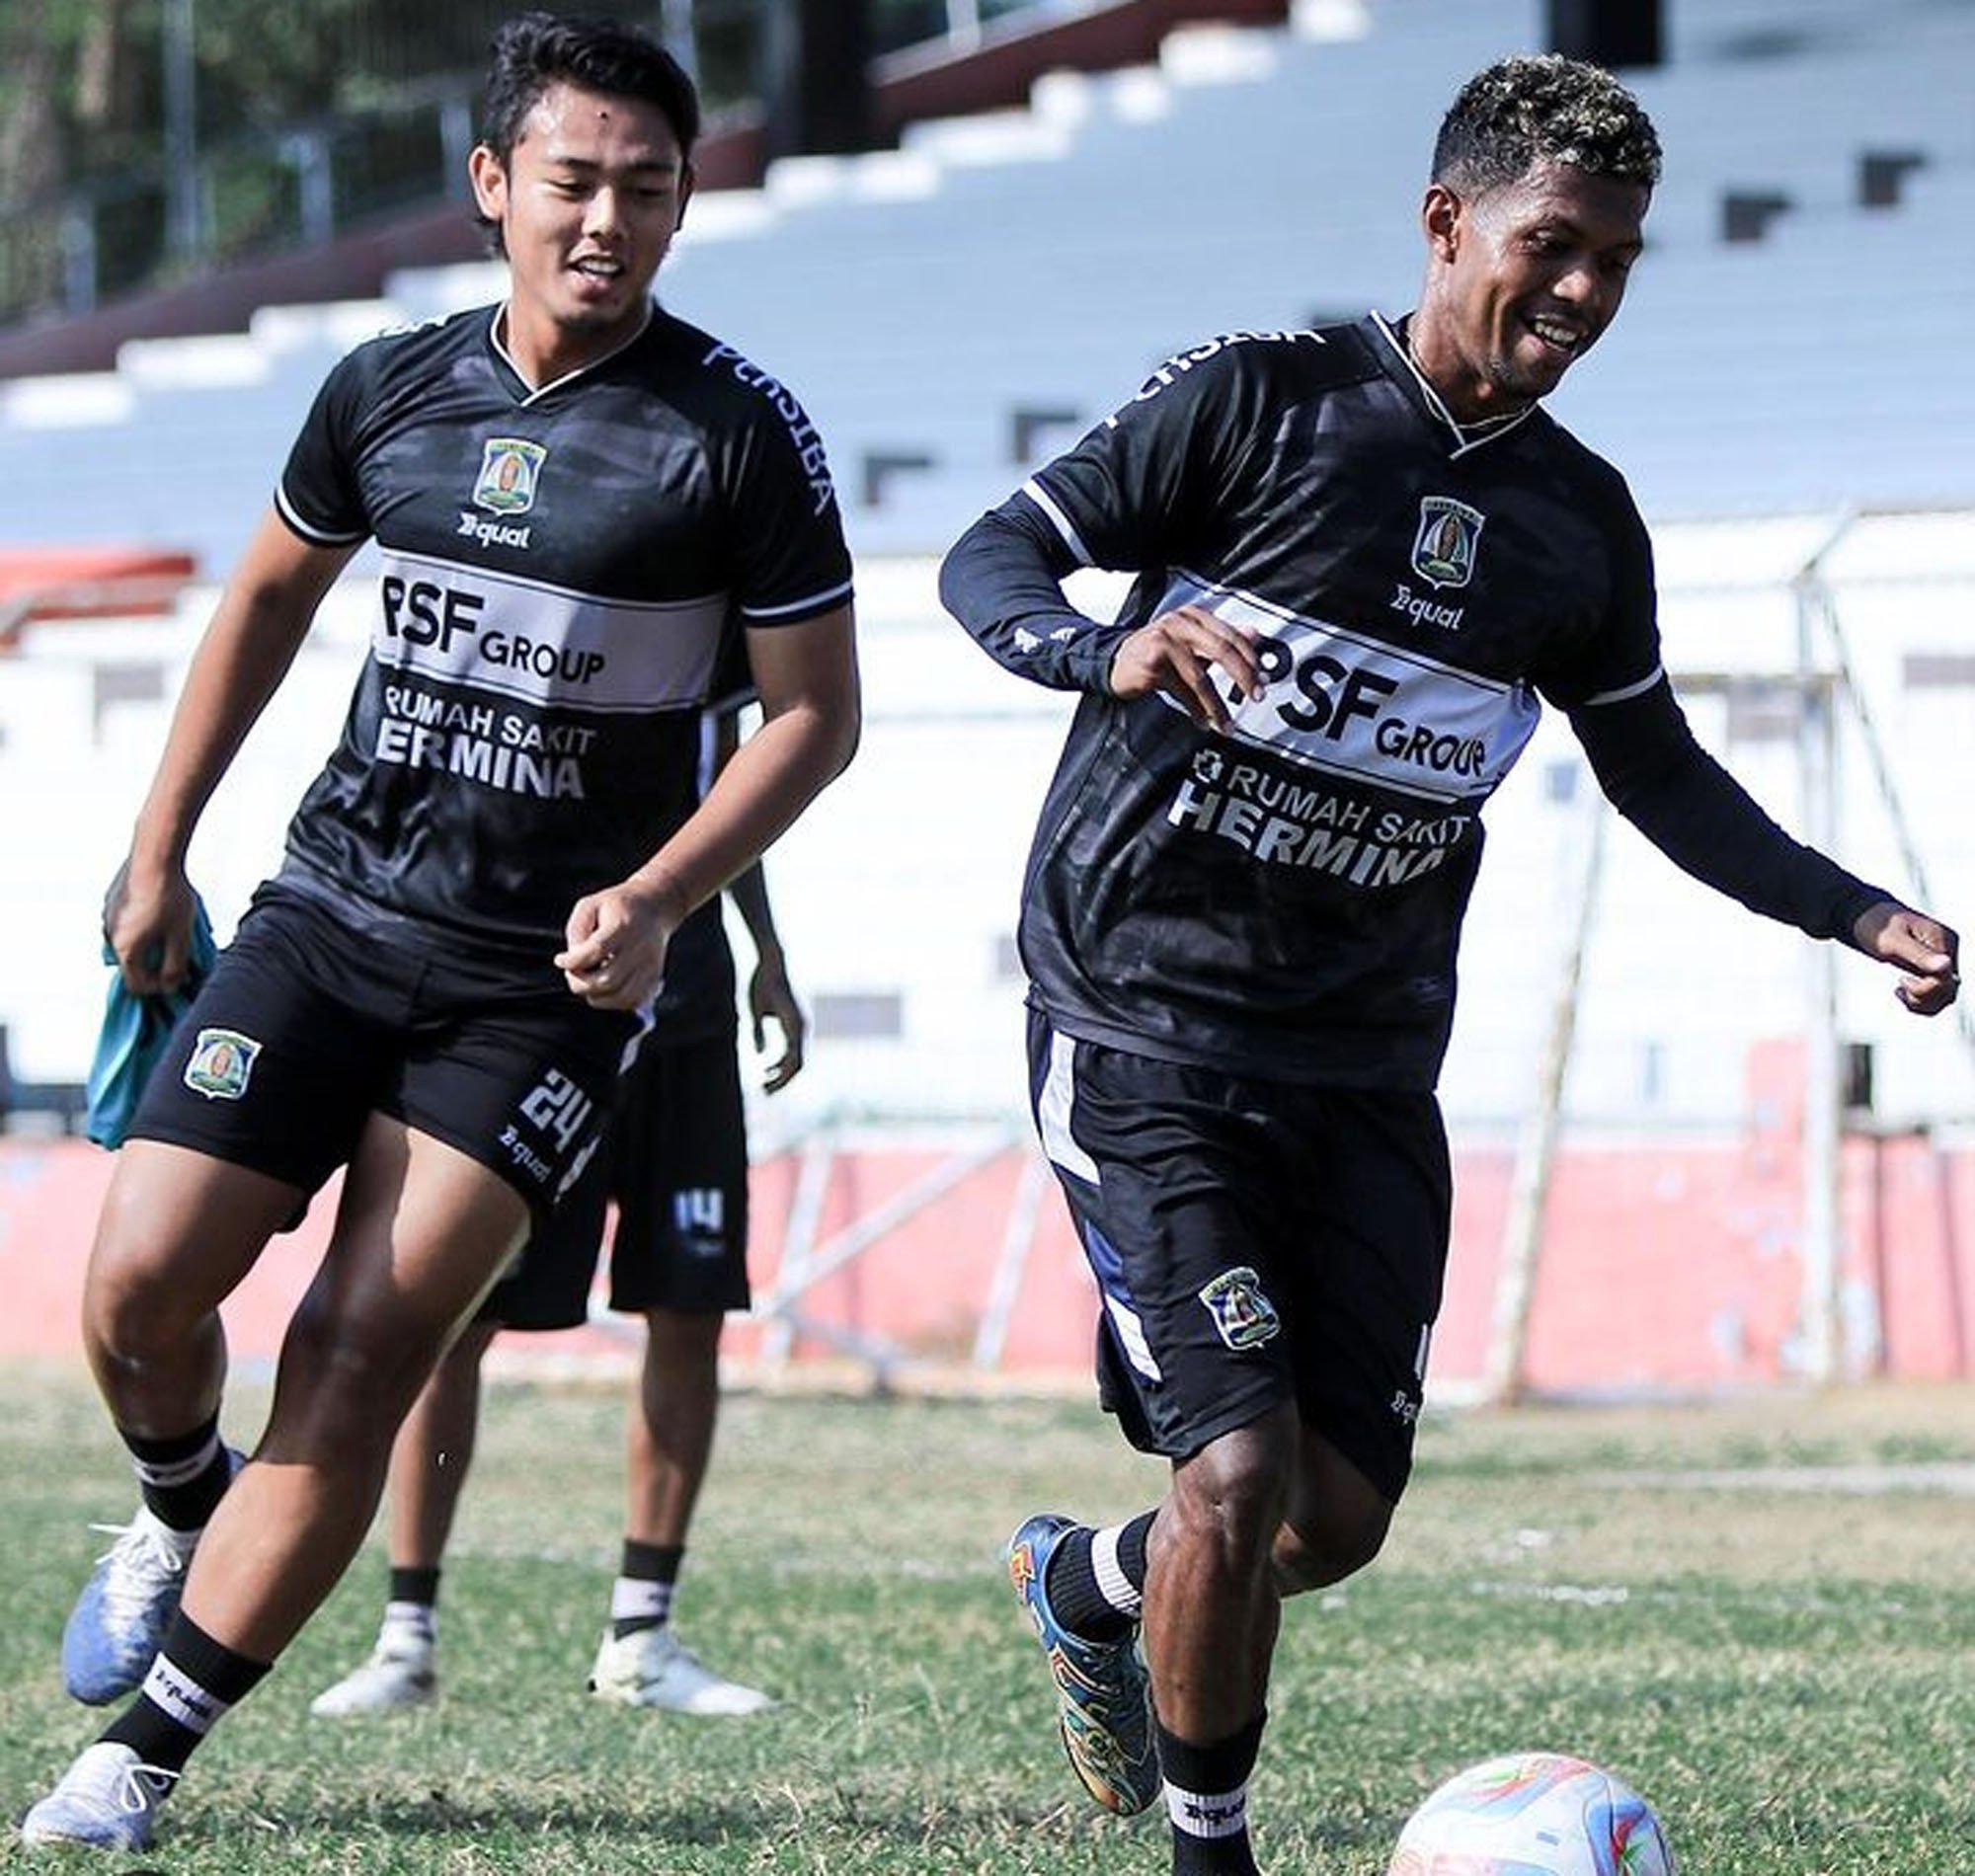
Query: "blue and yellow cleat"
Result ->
[[1004, 1512, 1159, 1818]]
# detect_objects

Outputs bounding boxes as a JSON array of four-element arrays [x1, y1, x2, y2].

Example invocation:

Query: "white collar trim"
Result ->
[[1372, 312, 1538, 458], [489, 300, 656, 401]]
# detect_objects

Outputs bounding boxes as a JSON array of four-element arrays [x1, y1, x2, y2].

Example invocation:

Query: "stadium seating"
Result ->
[[1, 0, 1971, 1140], [2, 0, 1970, 565]]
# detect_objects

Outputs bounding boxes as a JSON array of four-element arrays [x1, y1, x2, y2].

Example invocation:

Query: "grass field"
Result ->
[[2, 1362, 1973, 1873]]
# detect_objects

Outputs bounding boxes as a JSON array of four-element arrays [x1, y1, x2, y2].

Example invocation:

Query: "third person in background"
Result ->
[[311, 701, 802, 1722]]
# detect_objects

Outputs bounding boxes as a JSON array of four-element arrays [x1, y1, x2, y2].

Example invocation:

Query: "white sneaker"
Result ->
[[588, 1627, 776, 1715], [61, 1446, 246, 1706], [60, 1508, 198, 1706], [309, 1640, 437, 1718], [19, 1742, 177, 1849]]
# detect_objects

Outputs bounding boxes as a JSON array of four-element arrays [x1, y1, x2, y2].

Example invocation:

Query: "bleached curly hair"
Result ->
[[1432, 53, 1662, 195]]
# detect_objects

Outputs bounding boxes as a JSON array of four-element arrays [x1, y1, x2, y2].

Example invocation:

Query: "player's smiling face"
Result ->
[[470, 79, 693, 384], [1412, 158, 1647, 421]]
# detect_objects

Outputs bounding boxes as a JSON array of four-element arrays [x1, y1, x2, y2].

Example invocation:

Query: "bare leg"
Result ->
[[590, 1306, 771, 1713], [179, 1117, 527, 1662], [1145, 1409, 1397, 1735], [387, 1320, 501, 1569], [1142, 1402, 1298, 1744], [1270, 1427, 1394, 1598], [1138, 1409, 1395, 1872], [82, 1142, 307, 1442], [625, 1307, 722, 1547]]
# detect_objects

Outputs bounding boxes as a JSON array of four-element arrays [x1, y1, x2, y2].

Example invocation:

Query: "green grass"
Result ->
[[3, 1364, 1975, 1872]]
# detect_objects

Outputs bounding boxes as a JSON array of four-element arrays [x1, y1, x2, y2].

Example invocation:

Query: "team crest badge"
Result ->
[[473, 437, 548, 515], [183, 1027, 262, 1102], [1198, 1266, 1281, 1351], [1411, 495, 1485, 589]]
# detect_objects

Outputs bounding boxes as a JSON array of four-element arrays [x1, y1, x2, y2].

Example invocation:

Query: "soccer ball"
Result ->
[[1386, 1751, 1677, 1875]]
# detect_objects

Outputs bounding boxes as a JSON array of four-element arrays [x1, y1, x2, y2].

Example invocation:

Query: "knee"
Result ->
[[1163, 1423, 1298, 1574], [83, 1236, 206, 1369], [643, 1308, 723, 1372], [276, 1296, 450, 1446], [1272, 1500, 1392, 1596]]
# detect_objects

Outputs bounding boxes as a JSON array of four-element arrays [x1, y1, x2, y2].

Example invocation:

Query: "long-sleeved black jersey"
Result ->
[[275, 302, 852, 969], [942, 314, 1885, 1089]]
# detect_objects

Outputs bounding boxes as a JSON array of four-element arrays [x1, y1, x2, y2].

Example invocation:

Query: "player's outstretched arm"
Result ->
[[109, 508, 355, 995], [1851, 900, 1960, 1016]]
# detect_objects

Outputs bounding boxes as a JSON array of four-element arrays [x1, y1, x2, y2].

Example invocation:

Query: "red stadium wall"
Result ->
[[2, 1042, 1967, 1397]]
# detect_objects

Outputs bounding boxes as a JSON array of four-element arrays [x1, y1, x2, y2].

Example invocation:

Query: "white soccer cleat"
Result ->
[[19, 1742, 177, 1850], [60, 1509, 200, 1707], [587, 1627, 776, 1715], [308, 1641, 437, 1718], [61, 1446, 246, 1706]]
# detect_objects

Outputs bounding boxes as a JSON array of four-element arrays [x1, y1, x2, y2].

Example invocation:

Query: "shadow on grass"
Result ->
[[255, 1786, 1082, 1846], [276, 1784, 1404, 1862]]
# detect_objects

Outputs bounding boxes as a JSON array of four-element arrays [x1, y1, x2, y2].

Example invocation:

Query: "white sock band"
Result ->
[[1165, 1780, 1249, 1840], [141, 1656, 234, 1737], [1091, 1524, 1143, 1619], [131, 1433, 222, 1491], [610, 1577, 674, 1625], [381, 1601, 435, 1644]]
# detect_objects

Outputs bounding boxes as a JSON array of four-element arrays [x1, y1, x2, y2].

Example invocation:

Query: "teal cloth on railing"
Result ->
[[84, 895, 217, 1149]]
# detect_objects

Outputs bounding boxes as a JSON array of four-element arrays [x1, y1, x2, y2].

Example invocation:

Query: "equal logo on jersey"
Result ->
[[184, 1027, 261, 1101], [1158, 572, 1540, 805], [1199, 1266, 1281, 1351], [1411, 495, 1485, 589], [473, 437, 547, 515]]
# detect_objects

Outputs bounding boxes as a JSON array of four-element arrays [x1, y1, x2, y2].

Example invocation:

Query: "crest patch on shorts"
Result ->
[[1198, 1266, 1281, 1351], [183, 1027, 262, 1101]]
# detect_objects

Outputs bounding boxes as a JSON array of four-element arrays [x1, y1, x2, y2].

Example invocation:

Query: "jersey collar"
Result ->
[[1369, 312, 1539, 459], [485, 299, 657, 404]]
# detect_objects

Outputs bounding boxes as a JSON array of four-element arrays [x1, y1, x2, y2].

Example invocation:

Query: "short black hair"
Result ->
[[482, 11, 700, 158], [1432, 54, 1661, 195]]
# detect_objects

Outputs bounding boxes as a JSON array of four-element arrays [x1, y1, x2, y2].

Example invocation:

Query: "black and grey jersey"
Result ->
[[942, 314, 1881, 1089], [273, 302, 852, 968]]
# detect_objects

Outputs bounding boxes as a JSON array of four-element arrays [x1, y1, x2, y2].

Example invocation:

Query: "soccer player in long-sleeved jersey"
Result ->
[[942, 52, 1958, 1876]]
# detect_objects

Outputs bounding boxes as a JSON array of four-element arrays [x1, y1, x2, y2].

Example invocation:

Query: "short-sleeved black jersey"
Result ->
[[274, 302, 852, 967], [943, 315, 1880, 1089]]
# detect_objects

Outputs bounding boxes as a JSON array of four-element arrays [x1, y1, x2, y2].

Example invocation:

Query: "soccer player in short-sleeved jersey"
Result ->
[[25, 15, 858, 1853], [941, 54, 1958, 1876]]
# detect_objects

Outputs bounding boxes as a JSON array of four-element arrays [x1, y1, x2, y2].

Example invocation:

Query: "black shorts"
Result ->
[[1027, 1008, 1451, 1503], [481, 1024, 751, 1330], [127, 885, 633, 1214]]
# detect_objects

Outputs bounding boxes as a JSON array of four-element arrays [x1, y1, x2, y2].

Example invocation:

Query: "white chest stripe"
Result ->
[[371, 549, 726, 714], [1160, 571, 1541, 805]]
